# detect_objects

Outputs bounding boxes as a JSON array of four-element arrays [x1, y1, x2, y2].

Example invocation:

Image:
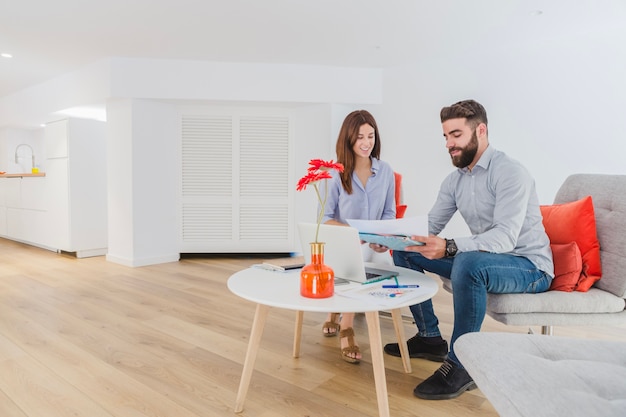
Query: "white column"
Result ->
[[106, 98, 180, 266]]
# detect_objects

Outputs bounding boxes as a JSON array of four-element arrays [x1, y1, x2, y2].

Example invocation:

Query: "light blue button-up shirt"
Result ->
[[429, 146, 554, 277], [321, 157, 396, 224]]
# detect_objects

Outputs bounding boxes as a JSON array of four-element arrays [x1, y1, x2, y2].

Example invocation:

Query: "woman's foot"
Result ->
[[340, 327, 361, 364], [322, 313, 341, 337]]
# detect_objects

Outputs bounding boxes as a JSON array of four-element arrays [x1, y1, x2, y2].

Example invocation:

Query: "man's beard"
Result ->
[[450, 129, 478, 168]]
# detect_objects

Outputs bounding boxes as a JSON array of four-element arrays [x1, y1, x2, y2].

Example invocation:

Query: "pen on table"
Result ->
[[382, 285, 420, 288]]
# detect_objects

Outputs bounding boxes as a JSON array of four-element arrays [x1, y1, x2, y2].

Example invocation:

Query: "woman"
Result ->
[[321, 109, 396, 364]]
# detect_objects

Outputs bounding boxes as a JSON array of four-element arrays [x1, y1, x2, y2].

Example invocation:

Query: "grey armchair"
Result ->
[[486, 174, 626, 334]]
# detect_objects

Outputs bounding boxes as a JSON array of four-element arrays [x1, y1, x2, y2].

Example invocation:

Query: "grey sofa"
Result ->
[[452, 174, 626, 417], [486, 174, 626, 334], [455, 332, 626, 417]]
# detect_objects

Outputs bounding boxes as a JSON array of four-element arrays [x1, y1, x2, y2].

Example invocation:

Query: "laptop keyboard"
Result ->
[[365, 272, 382, 279]]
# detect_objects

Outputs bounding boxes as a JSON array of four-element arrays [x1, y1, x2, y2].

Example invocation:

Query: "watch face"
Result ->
[[446, 239, 457, 257]]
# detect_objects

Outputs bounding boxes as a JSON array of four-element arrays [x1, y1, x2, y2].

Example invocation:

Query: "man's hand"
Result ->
[[404, 235, 447, 259]]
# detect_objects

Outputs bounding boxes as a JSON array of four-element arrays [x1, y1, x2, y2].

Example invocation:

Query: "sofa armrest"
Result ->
[[455, 332, 626, 417]]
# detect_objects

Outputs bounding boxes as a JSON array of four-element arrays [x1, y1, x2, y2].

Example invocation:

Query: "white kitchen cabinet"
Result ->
[[20, 177, 46, 210], [3, 178, 21, 208], [43, 118, 107, 257], [6, 206, 47, 244], [5, 177, 47, 244], [0, 175, 48, 246]]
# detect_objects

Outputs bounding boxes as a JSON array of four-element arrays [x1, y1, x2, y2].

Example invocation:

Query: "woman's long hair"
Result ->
[[335, 110, 381, 194]]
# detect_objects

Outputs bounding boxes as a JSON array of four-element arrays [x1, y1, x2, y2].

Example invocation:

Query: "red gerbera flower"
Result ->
[[308, 159, 344, 173], [296, 170, 333, 191], [296, 159, 344, 242]]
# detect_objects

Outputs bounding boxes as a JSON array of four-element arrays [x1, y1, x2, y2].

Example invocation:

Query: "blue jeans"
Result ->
[[392, 250, 552, 366]]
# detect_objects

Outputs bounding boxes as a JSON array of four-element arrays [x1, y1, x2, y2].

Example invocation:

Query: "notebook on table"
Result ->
[[297, 223, 398, 284]]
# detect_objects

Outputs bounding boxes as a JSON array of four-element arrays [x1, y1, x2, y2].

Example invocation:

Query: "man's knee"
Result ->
[[393, 251, 427, 272], [451, 251, 490, 271], [392, 250, 403, 264]]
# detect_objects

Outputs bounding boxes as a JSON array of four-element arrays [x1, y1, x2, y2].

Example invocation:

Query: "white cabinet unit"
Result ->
[[5, 177, 47, 244], [179, 111, 295, 253], [0, 176, 48, 246], [43, 118, 107, 257]]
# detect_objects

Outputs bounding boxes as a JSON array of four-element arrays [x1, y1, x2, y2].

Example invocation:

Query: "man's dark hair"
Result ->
[[440, 100, 488, 129]]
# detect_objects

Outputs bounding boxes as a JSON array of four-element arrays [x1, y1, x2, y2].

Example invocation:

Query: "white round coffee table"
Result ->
[[228, 262, 438, 417]]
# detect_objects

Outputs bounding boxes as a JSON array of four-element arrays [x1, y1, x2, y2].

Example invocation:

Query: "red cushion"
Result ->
[[540, 196, 601, 292], [548, 242, 583, 291]]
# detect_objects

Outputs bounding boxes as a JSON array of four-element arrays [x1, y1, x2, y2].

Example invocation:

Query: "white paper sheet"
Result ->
[[335, 281, 427, 307], [346, 216, 428, 236]]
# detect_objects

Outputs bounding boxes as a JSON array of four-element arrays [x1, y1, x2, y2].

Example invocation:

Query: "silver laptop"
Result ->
[[297, 222, 398, 284]]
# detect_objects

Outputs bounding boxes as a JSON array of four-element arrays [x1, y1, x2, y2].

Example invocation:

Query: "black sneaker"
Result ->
[[384, 334, 448, 362], [413, 359, 477, 400]]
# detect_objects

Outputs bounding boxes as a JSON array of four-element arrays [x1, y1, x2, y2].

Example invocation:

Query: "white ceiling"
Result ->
[[1, 0, 625, 99]]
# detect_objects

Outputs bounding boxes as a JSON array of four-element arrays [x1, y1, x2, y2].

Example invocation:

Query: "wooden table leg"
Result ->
[[365, 311, 390, 417], [234, 304, 270, 413], [390, 308, 412, 373], [293, 310, 304, 358]]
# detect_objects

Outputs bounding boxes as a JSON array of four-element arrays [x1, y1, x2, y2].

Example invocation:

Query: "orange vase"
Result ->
[[300, 242, 334, 298]]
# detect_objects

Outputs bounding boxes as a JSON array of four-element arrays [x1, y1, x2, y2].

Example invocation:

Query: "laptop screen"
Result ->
[[297, 223, 397, 283]]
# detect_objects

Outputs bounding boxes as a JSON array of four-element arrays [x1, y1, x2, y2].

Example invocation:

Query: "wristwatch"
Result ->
[[445, 239, 458, 258]]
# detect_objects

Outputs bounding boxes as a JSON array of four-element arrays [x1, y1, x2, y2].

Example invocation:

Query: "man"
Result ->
[[385, 99, 554, 400]]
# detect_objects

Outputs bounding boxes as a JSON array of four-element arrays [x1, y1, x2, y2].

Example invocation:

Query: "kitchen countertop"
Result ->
[[0, 172, 46, 177]]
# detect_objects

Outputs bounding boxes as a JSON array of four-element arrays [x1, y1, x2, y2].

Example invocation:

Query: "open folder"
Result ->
[[347, 216, 428, 251]]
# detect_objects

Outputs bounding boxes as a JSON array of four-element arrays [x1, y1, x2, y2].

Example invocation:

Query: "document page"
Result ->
[[335, 281, 427, 307], [346, 216, 428, 236]]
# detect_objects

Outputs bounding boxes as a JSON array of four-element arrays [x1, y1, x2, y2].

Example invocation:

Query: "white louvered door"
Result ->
[[180, 110, 294, 252]]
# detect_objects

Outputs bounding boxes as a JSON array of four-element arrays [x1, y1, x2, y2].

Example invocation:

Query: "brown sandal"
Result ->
[[339, 327, 361, 364], [322, 313, 341, 337]]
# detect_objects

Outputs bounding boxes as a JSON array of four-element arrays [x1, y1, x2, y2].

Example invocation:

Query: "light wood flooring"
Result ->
[[1, 237, 625, 417]]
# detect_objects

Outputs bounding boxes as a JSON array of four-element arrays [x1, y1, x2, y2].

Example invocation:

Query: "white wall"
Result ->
[[110, 58, 384, 105], [380, 20, 626, 238], [0, 58, 384, 130], [0, 128, 44, 173], [292, 104, 335, 242], [0, 60, 112, 129], [1, 20, 624, 263]]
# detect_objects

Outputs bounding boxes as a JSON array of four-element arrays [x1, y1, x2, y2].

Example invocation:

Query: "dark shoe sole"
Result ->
[[384, 347, 448, 362], [408, 352, 448, 362], [413, 381, 477, 400]]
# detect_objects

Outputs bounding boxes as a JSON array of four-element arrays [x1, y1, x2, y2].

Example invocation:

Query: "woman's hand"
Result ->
[[369, 243, 389, 253]]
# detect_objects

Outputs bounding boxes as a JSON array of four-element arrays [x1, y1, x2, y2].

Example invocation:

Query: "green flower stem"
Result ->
[[313, 182, 327, 243]]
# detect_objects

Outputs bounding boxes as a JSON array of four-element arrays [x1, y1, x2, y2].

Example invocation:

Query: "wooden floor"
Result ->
[[1, 239, 625, 417]]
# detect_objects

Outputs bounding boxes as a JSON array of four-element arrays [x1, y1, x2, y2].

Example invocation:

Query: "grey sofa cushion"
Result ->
[[488, 288, 625, 314], [455, 332, 626, 417]]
